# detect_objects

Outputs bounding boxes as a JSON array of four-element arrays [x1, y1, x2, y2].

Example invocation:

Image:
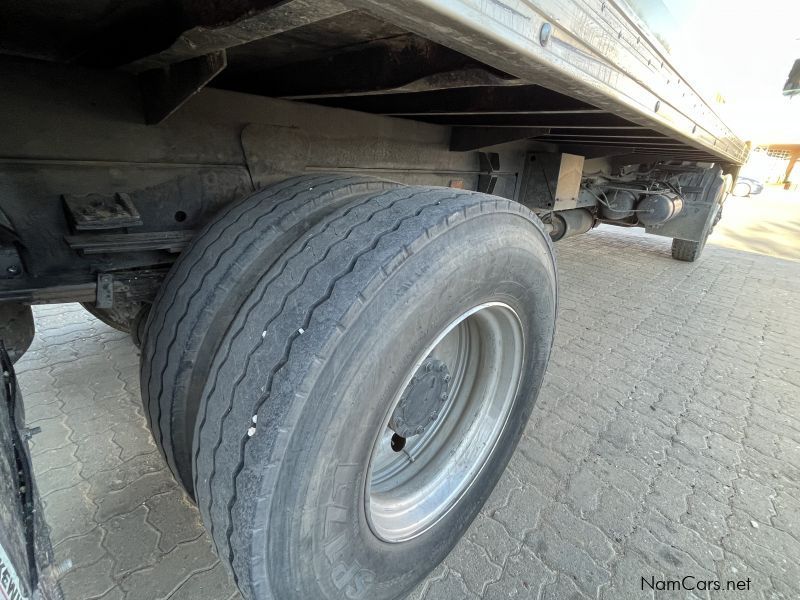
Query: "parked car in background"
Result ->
[[733, 176, 765, 196]]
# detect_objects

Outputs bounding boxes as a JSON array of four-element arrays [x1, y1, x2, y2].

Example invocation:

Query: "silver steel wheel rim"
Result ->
[[365, 302, 525, 543]]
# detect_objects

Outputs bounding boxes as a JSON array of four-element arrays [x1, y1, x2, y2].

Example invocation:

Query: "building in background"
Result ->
[[745, 145, 800, 190]]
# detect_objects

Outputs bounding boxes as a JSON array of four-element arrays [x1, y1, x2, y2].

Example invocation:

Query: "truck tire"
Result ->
[[670, 237, 706, 262], [193, 186, 557, 600], [130, 304, 151, 349], [670, 168, 725, 263], [140, 175, 398, 495], [670, 201, 722, 263]]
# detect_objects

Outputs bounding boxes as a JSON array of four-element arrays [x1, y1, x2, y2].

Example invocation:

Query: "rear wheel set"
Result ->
[[140, 176, 557, 599], [671, 167, 726, 263]]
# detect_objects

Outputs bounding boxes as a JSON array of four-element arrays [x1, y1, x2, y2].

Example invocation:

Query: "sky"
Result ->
[[633, 0, 800, 143]]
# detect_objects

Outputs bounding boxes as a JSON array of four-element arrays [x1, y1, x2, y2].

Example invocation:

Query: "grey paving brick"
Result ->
[[490, 486, 547, 542], [54, 526, 107, 570], [424, 569, 477, 600], [601, 551, 656, 600], [104, 505, 161, 576], [482, 547, 555, 600], [544, 572, 591, 600], [445, 538, 502, 595], [144, 490, 206, 554], [116, 536, 220, 600], [166, 562, 237, 600], [59, 556, 117, 600], [94, 471, 177, 522], [524, 520, 612, 597], [42, 482, 99, 544], [467, 518, 518, 569]]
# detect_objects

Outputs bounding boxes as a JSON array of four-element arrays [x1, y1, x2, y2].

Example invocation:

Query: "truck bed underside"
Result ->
[[1, 0, 746, 164], [0, 0, 744, 312]]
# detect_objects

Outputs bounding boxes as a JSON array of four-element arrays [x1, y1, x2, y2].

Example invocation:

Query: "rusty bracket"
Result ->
[[139, 51, 227, 124], [477, 152, 500, 194]]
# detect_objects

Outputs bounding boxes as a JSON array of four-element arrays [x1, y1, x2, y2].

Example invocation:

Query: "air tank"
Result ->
[[600, 189, 637, 220], [549, 209, 595, 241], [636, 193, 684, 226]]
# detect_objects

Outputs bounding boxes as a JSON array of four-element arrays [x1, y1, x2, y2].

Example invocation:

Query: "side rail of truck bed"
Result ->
[[346, 0, 747, 164]]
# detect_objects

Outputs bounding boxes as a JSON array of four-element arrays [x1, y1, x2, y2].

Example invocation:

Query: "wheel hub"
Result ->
[[366, 302, 526, 543], [388, 357, 450, 438]]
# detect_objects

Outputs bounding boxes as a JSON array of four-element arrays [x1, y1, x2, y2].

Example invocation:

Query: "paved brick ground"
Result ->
[[18, 194, 800, 600]]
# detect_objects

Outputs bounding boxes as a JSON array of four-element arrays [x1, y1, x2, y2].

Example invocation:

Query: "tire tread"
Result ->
[[191, 186, 554, 599], [140, 175, 396, 493]]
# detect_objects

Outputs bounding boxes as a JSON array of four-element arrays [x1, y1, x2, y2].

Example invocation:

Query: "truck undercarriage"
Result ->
[[0, 1, 747, 599], [0, 0, 746, 310]]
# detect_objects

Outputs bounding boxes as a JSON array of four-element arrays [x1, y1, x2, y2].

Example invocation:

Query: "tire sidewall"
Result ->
[[679, 173, 725, 260], [262, 213, 556, 599]]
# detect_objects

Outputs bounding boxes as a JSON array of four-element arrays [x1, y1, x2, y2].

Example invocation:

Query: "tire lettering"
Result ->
[[347, 569, 375, 599], [322, 464, 375, 599]]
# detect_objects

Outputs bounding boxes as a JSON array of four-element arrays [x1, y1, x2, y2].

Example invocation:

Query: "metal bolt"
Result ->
[[440, 392, 449, 402], [415, 426, 425, 435], [20, 426, 41, 441], [443, 374, 451, 383], [425, 362, 434, 372]]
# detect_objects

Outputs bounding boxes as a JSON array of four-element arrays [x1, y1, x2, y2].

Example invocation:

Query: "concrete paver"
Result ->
[[17, 190, 800, 600]]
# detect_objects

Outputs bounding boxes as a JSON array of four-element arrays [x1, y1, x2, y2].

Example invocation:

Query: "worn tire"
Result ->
[[193, 187, 557, 600], [670, 237, 706, 262], [140, 175, 397, 495], [671, 168, 725, 263], [131, 304, 151, 349]]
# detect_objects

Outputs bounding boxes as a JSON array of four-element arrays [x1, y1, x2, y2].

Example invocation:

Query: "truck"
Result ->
[[0, 1, 747, 599]]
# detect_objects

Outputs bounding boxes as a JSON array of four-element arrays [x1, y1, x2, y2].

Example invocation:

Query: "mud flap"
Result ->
[[644, 166, 724, 242], [0, 342, 61, 600]]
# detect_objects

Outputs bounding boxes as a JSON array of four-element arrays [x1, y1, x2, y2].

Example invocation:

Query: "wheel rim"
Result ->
[[365, 302, 525, 543], [733, 182, 750, 196]]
